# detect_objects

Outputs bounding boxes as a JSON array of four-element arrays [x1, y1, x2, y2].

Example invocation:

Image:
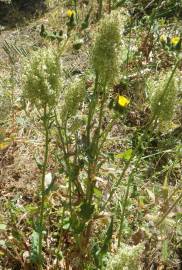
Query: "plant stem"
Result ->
[[86, 87, 106, 204], [73, 0, 78, 22], [85, 74, 99, 203], [118, 173, 133, 247], [86, 73, 99, 146], [54, 112, 73, 216], [38, 105, 49, 267], [101, 146, 135, 210], [97, 0, 103, 20], [108, 0, 111, 13], [156, 192, 182, 227]]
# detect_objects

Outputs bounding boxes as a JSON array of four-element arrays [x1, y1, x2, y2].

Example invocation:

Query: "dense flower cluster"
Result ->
[[22, 47, 61, 109], [147, 70, 179, 122], [91, 14, 121, 87], [60, 79, 86, 122]]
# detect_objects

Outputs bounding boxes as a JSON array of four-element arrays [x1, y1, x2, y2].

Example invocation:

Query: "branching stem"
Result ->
[[38, 105, 49, 268]]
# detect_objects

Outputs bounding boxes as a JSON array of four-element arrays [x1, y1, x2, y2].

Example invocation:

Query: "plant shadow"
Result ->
[[0, 0, 47, 29]]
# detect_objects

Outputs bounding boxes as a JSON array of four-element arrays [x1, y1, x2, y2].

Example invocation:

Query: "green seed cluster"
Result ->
[[22, 47, 61, 108], [60, 79, 86, 121], [91, 15, 121, 86], [148, 71, 179, 122]]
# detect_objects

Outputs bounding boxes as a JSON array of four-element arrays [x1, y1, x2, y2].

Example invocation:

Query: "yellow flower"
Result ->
[[160, 35, 167, 43], [118, 95, 130, 107], [67, 9, 75, 17], [0, 141, 11, 151], [171, 36, 180, 46]]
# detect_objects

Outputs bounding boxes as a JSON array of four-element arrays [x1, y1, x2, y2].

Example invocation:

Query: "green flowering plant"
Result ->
[[53, 14, 123, 269], [22, 46, 62, 268], [20, 11, 149, 270]]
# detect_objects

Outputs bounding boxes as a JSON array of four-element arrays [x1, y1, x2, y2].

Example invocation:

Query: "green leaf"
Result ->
[[81, 7, 92, 30], [92, 243, 101, 268], [0, 224, 7, 230], [73, 39, 84, 50], [93, 187, 102, 198], [30, 230, 39, 264], [62, 217, 70, 230], [115, 149, 133, 161], [162, 240, 169, 262], [34, 157, 43, 170], [70, 213, 84, 234], [12, 229, 22, 241], [79, 203, 95, 220], [101, 217, 113, 254]]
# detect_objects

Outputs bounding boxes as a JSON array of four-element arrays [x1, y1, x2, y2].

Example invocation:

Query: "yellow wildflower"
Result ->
[[171, 36, 180, 46], [159, 34, 167, 43], [67, 9, 75, 17], [118, 95, 130, 107], [0, 140, 11, 151]]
